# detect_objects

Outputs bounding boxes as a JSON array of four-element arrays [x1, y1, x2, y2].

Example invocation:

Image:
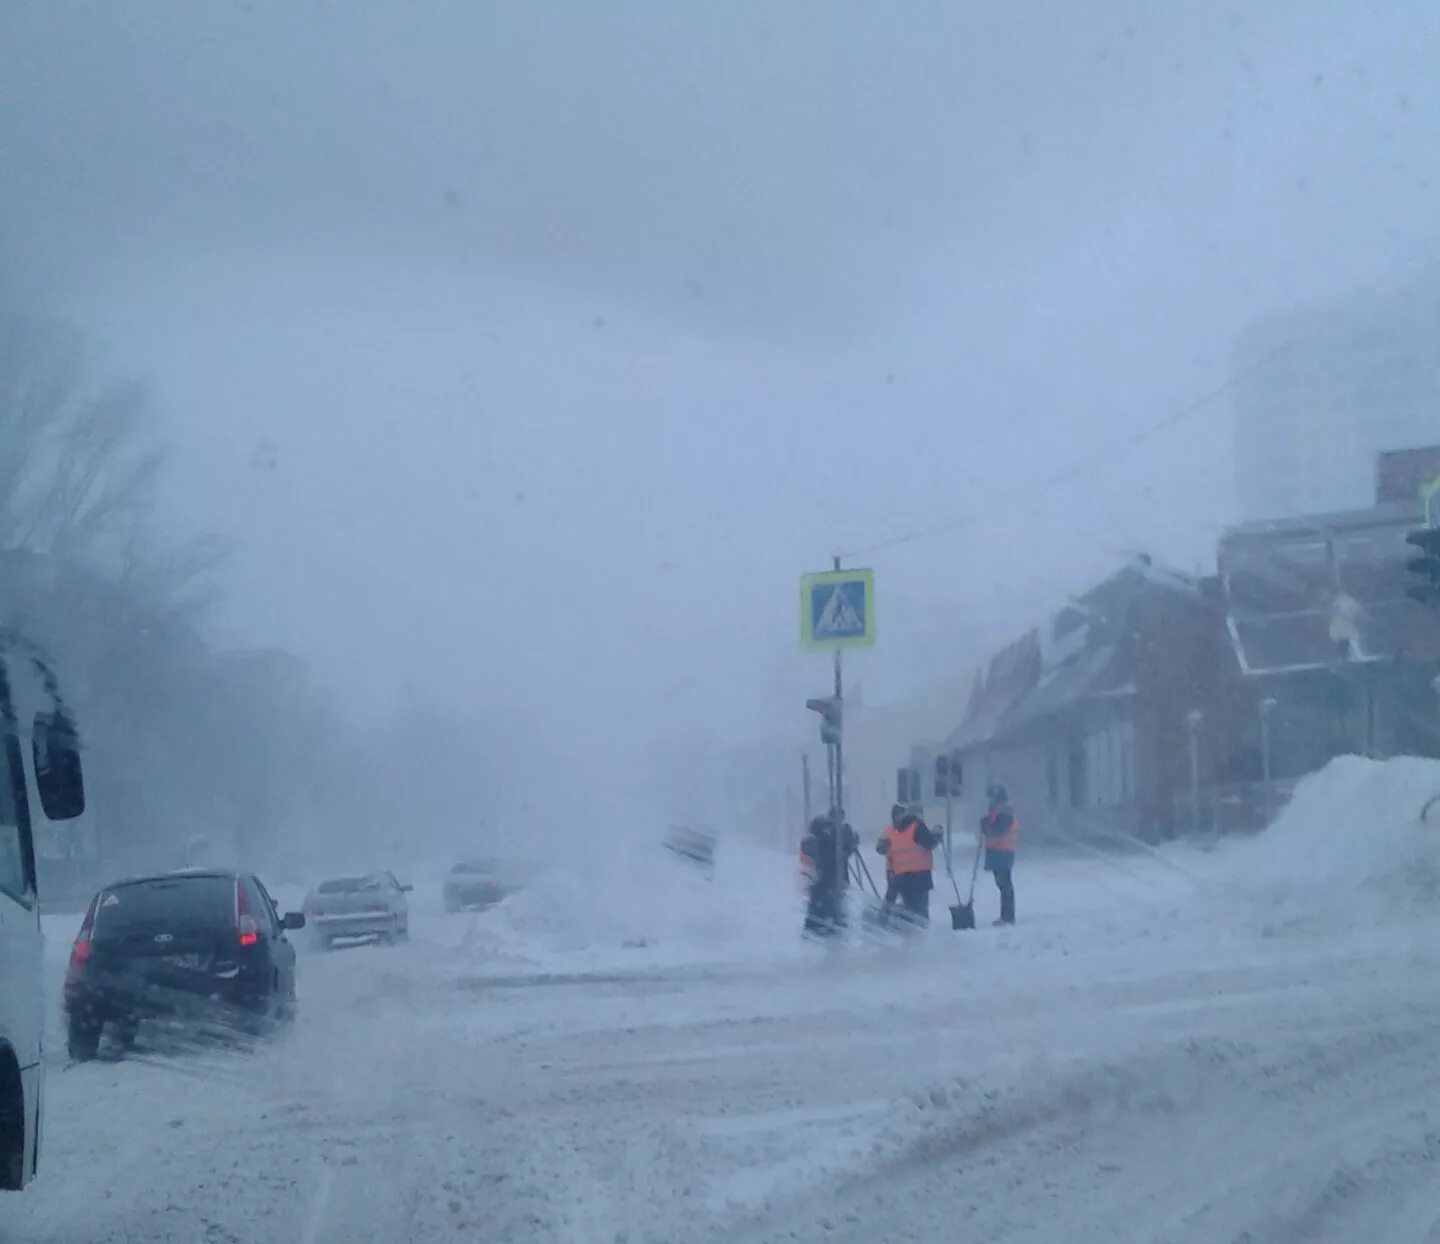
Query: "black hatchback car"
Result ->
[[63, 869, 305, 1060]]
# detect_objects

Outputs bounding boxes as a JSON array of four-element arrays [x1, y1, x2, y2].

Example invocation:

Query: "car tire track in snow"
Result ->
[[715, 992, 1440, 1244], [17, 760, 1440, 1242], [297, 1162, 334, 1244]]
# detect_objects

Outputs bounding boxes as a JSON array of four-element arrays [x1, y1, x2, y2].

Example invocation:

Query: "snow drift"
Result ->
[[456, 834, 809, 970], [1217, 753, 1440, 928]]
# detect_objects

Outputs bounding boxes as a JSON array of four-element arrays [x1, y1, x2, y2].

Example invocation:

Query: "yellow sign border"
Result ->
[[800, 568, 876, 652]]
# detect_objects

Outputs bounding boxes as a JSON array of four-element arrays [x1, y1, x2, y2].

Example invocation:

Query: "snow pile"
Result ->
[[1218, 754, 1440, 927], [459, 834, 808, 969]]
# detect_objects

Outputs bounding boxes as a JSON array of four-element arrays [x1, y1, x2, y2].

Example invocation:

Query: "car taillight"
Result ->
[[236, 880, 259, 948], [68, 897, 98, 978]]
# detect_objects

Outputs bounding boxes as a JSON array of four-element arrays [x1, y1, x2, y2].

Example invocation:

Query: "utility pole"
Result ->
[[801, 752, 812, 838], [800, 556, 873, 932], [1186, 709, 1204, 833], [831, 554, 847, 893], [1259, 697, 1277, 826]]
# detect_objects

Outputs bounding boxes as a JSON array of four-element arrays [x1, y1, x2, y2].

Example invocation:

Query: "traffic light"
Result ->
[[805, 696, 842, 745], [1405, 528, 1440, 604], [934, 751, 964, 798], [896, 766, 921, 805]]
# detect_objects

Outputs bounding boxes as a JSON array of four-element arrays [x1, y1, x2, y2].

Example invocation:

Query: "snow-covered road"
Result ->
[[9, 756, 1440, 1243]]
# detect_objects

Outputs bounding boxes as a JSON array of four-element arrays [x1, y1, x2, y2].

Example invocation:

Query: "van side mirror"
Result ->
[[33, 710, 84, 821]]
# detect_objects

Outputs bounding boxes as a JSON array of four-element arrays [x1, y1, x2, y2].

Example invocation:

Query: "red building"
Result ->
[[950, 472, 1440, 843], [950, 558, 1244, 844]]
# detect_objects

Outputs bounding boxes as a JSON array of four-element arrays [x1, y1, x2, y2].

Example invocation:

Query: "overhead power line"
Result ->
[[841, 340, 1295, 560]]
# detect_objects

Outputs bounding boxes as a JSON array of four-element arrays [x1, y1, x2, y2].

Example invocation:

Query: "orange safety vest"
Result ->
[[883, 823, 933, 876], [879, 824, 899, 876], [983, 806, 1019, 853], [798, 841, 817, 884]]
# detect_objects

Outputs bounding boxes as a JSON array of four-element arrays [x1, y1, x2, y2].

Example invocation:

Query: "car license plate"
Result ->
[[162, 953, 203, 970]]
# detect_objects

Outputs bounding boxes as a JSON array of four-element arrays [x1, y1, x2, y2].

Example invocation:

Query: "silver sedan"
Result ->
[[302, 872, 412, 947]]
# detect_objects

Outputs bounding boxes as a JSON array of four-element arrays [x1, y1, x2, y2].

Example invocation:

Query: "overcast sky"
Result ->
[[4, 1, 1439, 786]]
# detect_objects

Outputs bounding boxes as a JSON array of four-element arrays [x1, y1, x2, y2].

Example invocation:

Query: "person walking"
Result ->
[[979, 782, 1018, 925], [876, 806, 942, 926]]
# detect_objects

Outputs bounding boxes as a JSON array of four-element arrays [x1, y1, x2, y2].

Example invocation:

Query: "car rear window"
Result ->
[[92, 876, 236, 937], [317, 877, 365, 894]]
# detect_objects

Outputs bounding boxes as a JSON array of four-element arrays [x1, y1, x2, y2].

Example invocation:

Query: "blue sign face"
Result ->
[[799, 568, 875, 651], [810, 580, 867, 639]]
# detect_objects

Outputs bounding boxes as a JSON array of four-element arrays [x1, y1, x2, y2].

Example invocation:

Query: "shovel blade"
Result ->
[[861, 900, 891, 931], [950, 902, 975, 931]]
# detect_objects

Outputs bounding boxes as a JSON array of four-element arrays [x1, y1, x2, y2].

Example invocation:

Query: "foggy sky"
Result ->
[[5, 1, 1439, 788]]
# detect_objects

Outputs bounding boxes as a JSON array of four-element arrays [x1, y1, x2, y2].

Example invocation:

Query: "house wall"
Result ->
[[965, 734, 1054, 842], [1131, 587, 1249, 840], [953, 574, 1262, 844]]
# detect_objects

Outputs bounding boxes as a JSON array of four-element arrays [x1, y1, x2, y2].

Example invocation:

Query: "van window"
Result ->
[[0, 732, 35, 900]]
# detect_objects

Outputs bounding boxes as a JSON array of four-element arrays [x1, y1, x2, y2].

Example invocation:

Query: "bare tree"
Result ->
[[0, 315, 168, 568]]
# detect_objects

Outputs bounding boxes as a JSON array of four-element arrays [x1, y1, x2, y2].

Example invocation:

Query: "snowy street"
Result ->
[[8, 759, 1440, 1243], [6, 6, 1439, 1240]]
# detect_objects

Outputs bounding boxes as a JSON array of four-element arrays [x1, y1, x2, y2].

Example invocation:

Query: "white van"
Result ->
[[0, 633, 86, 1189]]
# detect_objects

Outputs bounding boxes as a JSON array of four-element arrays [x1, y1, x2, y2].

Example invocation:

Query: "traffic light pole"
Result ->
[[944, 767, 953, 861], [831, 555, 847, 893], [800, 752, 812, 838]]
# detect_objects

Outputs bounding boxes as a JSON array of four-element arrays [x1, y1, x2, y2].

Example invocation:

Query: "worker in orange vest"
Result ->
[[880, 802, 906, 905], [979, 782, 1018, 925], [876, 806, 942, 925]]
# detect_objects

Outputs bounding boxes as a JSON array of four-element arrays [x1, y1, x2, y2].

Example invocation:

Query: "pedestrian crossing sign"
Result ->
[[800, 569, 875, 652]]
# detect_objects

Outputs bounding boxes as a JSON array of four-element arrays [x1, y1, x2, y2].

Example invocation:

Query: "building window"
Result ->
[[1083, 717, 1136, 808]]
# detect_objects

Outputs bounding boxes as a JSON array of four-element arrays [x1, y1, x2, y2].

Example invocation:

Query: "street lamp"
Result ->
[[1186, 709, 1204, 832], [1259, 697, 1278, 825]]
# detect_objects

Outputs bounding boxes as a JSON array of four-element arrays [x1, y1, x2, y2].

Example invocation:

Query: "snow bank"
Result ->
[[1217, 754, 1440, 928], [457, 834, 809, 970]]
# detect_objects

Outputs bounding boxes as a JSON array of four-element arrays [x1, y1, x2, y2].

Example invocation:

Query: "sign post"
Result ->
[[800, 562, 875, 903], [800, 752, 812, 841]]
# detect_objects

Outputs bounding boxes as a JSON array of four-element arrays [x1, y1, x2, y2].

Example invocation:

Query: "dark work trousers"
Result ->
[[992, 865, 1015, 924], [895, 873, 931, 924], [805, 878, 844, 936]]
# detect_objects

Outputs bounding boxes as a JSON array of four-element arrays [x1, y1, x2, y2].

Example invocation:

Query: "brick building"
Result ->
[[948, 558, 1245, 844]]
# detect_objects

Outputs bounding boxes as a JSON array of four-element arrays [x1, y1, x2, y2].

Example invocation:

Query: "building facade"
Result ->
[[947, 560, 1246, 844]]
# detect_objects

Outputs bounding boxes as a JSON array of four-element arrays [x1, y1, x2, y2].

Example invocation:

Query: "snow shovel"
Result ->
[[852, 853, 895, 934], [949, 837, 983, 931]]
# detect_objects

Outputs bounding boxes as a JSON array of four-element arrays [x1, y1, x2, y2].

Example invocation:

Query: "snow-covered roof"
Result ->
[[1219, 504, 1440, 676], [952, 556, 1203, 752]]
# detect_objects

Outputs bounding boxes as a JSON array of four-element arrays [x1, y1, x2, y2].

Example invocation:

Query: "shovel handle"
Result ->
[[966, 837, 984, 904]]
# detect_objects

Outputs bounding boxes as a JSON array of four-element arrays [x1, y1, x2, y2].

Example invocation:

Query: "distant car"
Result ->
[[63, 869, 305, 1060], [663, 826, 716, 877], [443, 859, 513, 913], [302, 872, 411, 947]]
